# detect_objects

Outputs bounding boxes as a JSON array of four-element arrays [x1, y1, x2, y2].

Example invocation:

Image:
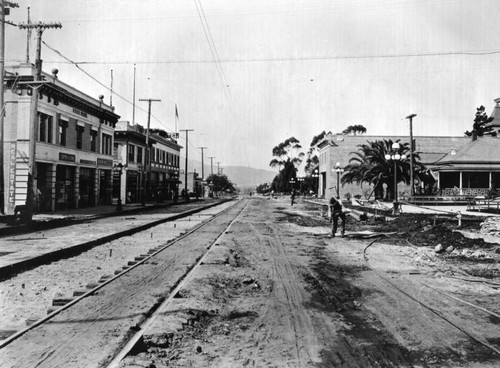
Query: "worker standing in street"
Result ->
[[329, 197, 345, 237]]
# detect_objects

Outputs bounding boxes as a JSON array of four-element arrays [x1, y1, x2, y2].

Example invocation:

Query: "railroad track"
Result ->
[[0, 199, 230, 281], [0, 198, 250, 368], [362, 237, 500, 360]]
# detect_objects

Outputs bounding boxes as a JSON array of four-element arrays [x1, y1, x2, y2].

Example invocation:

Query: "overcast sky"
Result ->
[[5, 0, 500, 171]]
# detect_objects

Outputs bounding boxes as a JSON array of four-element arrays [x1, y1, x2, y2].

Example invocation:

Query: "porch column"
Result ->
[[489, 172, 492, 189], [459, 171, 463, 195]]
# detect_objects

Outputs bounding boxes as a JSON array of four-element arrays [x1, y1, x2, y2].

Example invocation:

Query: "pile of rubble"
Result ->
[[480, 217, 500, 237]]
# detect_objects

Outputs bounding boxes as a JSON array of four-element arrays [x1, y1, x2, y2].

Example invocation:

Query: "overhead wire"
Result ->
[[38, 48, 500, 65], [42, 41, 176, 135], [193, 0, 248, 167]]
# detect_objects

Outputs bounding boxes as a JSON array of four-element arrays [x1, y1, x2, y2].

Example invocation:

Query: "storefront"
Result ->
[[56, 165, 76, 210], [79, 167, 96, 208]]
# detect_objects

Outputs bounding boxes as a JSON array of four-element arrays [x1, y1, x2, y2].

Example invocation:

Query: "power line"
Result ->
[[37, 48, 500, 66], [42, 41, 177, 134]]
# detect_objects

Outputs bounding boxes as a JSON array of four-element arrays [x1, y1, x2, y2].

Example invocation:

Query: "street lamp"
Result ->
[[289, 177, 296, 191], [384, 142, 406, 214], [297, 177, 305, 194], [333, 162, 344, 199], [312, 169, 319, 197], [113, 163, 127, 211]]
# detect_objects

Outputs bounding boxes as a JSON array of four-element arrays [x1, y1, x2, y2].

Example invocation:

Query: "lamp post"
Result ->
[[113, 163, 127, 211], [333, 162, 344, 199], [289, 177, 296, 191], [312, 169, 319, 197], [384, 142, 406, 214], [297, 177, 304, 194]]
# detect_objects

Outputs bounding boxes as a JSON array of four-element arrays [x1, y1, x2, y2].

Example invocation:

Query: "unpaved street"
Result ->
[[1, 196, 499, 367], [120, 197, 500, 367]]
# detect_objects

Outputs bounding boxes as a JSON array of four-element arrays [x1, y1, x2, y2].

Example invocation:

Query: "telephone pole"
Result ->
[[198, 147, 207, 197], [138, 98, 161, 205], [180, 129, 194, 201], [197, 147, 207, 180], [0, 1, 18, 215], [209, 156, 215, 176], [18, 19, 61, 221], [406, 113, 417, 196]]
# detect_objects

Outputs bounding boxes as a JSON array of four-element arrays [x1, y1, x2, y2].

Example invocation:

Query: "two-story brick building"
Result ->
[[113, 121, 181, 204], [3, 64, 120, 214]]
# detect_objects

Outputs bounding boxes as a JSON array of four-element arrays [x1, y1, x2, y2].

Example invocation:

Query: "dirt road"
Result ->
[[1, 196, 499, 367], [120, 197, 500, 367]]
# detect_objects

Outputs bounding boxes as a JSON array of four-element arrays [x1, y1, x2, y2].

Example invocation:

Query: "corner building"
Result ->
[[3, 64, 120, 214]]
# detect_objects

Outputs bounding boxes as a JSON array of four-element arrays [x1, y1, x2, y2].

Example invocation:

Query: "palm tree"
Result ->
[[341, 139, 424, 200]]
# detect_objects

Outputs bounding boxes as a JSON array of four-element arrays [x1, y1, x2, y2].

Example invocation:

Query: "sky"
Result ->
[[4, 0, 500, 171]]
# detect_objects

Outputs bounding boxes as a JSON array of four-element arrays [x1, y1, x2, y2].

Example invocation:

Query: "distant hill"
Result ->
[[223, 166, 276, 187], [182, 158, 276, 187]]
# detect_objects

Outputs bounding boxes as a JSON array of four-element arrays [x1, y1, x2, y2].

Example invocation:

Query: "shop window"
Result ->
[[59, 119, 68, 146], [76, 125, 84, 149], [128, 144, 135, 162], [90, 130, 97, 152]]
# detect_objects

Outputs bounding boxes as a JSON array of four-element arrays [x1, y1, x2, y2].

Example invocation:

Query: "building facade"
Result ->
[[3, 64, 120, 215], [113, 121, 181, 204], [316, 133, 470, 200]]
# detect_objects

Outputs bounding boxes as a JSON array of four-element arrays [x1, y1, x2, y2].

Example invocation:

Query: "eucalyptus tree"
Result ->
[[269, 137, 304, 192]]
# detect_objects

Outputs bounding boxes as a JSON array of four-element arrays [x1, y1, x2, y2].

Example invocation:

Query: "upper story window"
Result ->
[[102, 133, 112, 155], [137, 147, 143, 164], [38, 113, 53, 143], [76, 125, 84, 149], [59, 119, 68, 146], [128, 144, 135, 163], [90, 130, 97, 152]]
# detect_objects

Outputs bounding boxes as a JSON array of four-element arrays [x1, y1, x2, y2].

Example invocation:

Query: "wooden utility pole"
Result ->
[[197, 147, 207, 180], [209, 156, 215, 176], [180, 129, 193, 201], [198, 146, 207, 197], [18, 19, 61, 221], [0, 1, 18, 215], [138, 98, 160, 205], [406, 113, 417, 196]]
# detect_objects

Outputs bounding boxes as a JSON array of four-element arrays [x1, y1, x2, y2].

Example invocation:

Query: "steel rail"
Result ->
[[0, 198, 241, 349], [362, 237, 500, 357], [105, 198, 251, 368]]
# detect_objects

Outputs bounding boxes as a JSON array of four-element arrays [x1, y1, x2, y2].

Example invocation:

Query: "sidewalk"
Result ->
[[0, 199, 221, 280], [0, 200, 185, 236]]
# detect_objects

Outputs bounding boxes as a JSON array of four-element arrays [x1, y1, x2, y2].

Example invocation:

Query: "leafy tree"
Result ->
[[341, 139, 425, 200], [305, 131, 328, 174], [464, 105, 496, 140], [342, 124, 367, 135], [269, 137, 304, 192], [206, 173, 235, 196]]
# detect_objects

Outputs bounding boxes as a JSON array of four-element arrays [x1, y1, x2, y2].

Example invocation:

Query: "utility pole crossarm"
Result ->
[[18, 21, 62, 29]]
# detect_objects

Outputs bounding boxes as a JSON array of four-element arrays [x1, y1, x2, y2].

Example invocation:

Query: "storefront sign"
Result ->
[[59, 153, 76, 162], [73, 108, 88, 117], [8, 143, 16, 206], [97, 158, 113, 167], [80, 159, 96, 165]]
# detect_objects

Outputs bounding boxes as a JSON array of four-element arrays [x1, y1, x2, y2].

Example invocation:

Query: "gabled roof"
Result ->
[[435, 137, 500, 165]]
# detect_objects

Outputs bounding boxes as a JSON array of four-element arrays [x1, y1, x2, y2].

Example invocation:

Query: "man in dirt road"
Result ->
[[329, 197, 345, 237]]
